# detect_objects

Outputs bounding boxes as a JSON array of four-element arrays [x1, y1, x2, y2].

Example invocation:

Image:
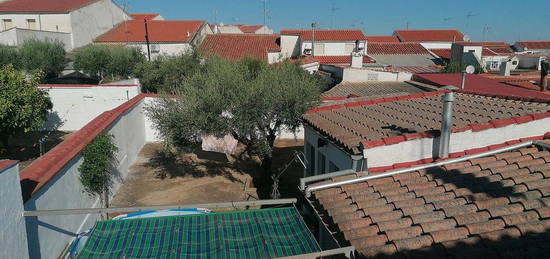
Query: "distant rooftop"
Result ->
[[199, 34, 280, 61], [516, 40, 550, 50], [280, 29, 366, 41], [322, 81, 426, 100], [130, 13, 160, 20], [366, 36, 400, 43], [94, 20, 205, 43], [394, 29, 465, 42], [0, 0, 98, 13]]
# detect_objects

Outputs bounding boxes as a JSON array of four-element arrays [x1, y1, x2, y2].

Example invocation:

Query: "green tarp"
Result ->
[[78, 207, 321, 258]]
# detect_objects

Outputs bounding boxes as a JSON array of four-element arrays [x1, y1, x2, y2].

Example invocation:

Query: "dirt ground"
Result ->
[[110, 139, 305, 207], [0, 131, 71, 169]]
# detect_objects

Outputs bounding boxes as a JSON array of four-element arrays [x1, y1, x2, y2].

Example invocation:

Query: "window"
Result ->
[[314, 43, 324, 55], [26, 19, 36, 30], [345, 43, 355, 53], [2, 19, 13, 30], [512, 60, 518, 65], [490, 61, 500, 70], [317, 152, 326, 175], [306, 143, 315, 176], [329, 161, 340, 173]]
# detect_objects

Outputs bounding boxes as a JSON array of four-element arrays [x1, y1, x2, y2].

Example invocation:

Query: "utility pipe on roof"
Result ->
[[438, 86, 457, 158], [305, 140, 537, 197]]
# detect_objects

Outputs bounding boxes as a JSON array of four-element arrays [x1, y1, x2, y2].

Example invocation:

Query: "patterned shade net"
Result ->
[[78, 207, 320, 258]]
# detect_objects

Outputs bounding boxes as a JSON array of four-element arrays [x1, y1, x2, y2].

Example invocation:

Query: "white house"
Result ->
[[513, 40, 550, 55], [0, 0, 130, 50], [94, 20, 212, 58], [451, 42, 518, 72], [394, 29, 466, 49], [280, 29, 367, 56], [210, 23, 273, 34]]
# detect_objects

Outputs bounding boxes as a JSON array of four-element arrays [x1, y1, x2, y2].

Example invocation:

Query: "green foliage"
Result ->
[[78, 133, 118, 204], [0, 44, 20, 69], [133, 52, 202, 93], [74, 45, 145, 81], [146, 57, 325, 174], [443, 62, 483, 74], [19, 39, 67, 79], [0, 65, 52, 147]]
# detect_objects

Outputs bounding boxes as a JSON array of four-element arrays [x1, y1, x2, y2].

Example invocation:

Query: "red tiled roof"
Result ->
[[386, 66, 439, 73], [130, 13, 160, 20], [0, 160, 17, 171], [367, 42, 431, 55], [310, 141, 550, 258], [237, 25, 264, 33], [456, 42, 514, 56], [280, 29, 366, 41], [0, 0, 98, 13], [94, 20, 205, 43], [394, 29, 465, 42], [430, 49, 451, 60], [313, 55, 374, 65], [199, 34, 280, 61], [516, 40, 550, 50], [303, 91, 550, 153], [366, 36, 400, 43], [414, 73, 550, 100], [322, 81, 426, 100]]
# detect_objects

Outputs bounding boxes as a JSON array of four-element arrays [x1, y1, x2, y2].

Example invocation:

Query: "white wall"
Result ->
[[24, 98, 149, 259], [40, 82, 140, 131], [0, 162, 29, 259], [69, 0, 130, 48], [304, 126, 358, 177], [420, 42, 452, 49], [301, 40, 366, 56], [0, 28, 72, 49], [127, 42, 193, 59], [363, 117, 550, 168], [0, 13, 71, 33], [280, 34, 300, 58], [342, 68, 411, 82]]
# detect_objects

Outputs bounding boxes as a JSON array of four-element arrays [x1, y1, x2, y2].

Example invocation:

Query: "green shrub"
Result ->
[[19, 39, 66, 79]]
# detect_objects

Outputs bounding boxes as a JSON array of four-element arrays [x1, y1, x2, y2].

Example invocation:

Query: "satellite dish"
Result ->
[[465, 65, 475, 74]]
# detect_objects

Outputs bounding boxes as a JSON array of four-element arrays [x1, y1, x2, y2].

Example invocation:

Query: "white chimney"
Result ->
[[499, 60, 511, 76], [351, 52, 363, 68]]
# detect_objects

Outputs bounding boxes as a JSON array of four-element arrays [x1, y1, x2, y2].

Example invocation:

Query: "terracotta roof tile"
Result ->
[[280, 29, 366, 41], [309, 144, 550, 257], [365, 35, 400, 43], [237, 24, 264, 33], [95, 20, 205, 43], [0, 0, 97, 13], [367, 42, 431, 55], [312, 55, 374, 65], [394, 29, 465, 42], [516, 41, 550, 50], [199, 34, 280, 61], [130, 13, 160, 20]]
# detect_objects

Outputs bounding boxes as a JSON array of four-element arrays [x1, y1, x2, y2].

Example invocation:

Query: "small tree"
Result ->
[[443, 61, 483, 74], [19, 39, 66, 79], [107, 46, 145, 79], [0, 65, 52, 148], [74, 45, 145, 82], [73, 45, 111, 81], [0, 44, 20, 69], [146, 57, 324, 175], [79, 133, 118, 208], [134, 52, 202, 93]]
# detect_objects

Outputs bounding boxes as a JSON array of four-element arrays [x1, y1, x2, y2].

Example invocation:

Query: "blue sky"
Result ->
[[121, 0, 549, 43]]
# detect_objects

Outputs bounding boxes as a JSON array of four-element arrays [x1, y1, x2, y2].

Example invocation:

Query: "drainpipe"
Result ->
[[438, 86, 457, 158]]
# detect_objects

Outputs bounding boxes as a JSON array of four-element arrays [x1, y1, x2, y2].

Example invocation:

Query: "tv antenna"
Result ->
[[465, 11, 479, 28], [443, 17, 451, 23], [482, 25, 492, 42], [329, 2, 339, 29]]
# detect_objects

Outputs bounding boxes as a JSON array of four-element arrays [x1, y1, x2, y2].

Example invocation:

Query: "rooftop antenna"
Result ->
[[482, 25, 491, 42], [311, 22, 318, 57], [465, 11, 479, 29], [121, 0, 130, 43], [213, 9, 218, 25], [443, 17, 451, 23], [329, 2, 339, 29], [406, 21, 410, 30]]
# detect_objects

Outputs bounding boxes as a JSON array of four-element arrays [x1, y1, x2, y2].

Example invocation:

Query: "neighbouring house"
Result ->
[[301, 138, 550, 257], [0, 0, 130, 50], [198, 33, 282, 64], [367, 42, 442, 68], [129, 13, 163, 21], [321, 81, 431, 101], [393, 29, 466, 49], [94, 20, 212, 58], [513, 40, 550, 54], [450, 42, 517, 72], [413, 73, 550, 100], [280, 29, 367, 56], [302, 89, 550, 177], [210, 23, 273, 34]]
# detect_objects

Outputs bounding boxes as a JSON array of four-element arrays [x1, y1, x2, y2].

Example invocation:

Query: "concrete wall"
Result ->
[[70, 0, 130, 49], [0, 13, 71, 33], [127, 42, 193, 59], [420, 42, 452, 49], [342, 68, 410, 82], [24, 98, 149, 259], [280, 34, 300, 58], [363, 117, 550, 168], [0, 28, 71, 50], [0, 162, 29, 259], [301, 40, 366, 56], [40, 81, 140, 131]]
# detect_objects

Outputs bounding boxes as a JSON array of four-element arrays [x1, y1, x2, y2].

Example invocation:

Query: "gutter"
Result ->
[[305, 140, 546, 197]]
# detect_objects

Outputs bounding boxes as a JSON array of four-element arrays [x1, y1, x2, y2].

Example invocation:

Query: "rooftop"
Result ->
[[321, 81, 427, 100], [129, 13, 160, 20], [303, 91, 550, 153], [198, 34, 281, 61], [280, 29, 366, 41], [394, 29, 465, 42], [430, 49, 451, 61], [367, 42, 431, 55], [366, 36, 400, 43], [313, 55, 374, 65], [0, 0, 97, 13], [237, 24, 264, 33], [94, 20, 205, 43], [78, 207, 321, 258], [516, 41, 550, 50], [309, 142, 550, 258]]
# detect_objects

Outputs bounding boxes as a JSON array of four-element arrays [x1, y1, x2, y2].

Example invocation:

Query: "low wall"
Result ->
[[0, 28, 72, 50], [0, 161, 29, 259], [39, 80, 141, 131], [21, 94, 151, 259]]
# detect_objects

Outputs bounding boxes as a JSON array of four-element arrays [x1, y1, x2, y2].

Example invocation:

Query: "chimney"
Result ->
[[438, 86, 457, 158], [351, 52, 363, 68], [499, 60, 511, 76]]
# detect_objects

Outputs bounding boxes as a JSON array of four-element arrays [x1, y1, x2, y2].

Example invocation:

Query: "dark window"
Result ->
[[317, 152, 326, 175], [329, 161, 340, 173], [306, 143, 315, 176]]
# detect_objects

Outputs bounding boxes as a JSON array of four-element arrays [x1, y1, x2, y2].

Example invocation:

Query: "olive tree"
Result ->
[[19, 39, 67, 79], [74, 45, 145, 82], [0, 65, 52, 148], [146, 57, 324, 175]]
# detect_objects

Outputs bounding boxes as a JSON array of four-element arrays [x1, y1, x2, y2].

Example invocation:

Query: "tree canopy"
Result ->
[[146, 57, 325, 174], [0, 65, 52, 147], [19, 39, 67, 79], [133, 52, 202, 93], [74, 45, 145, 82]]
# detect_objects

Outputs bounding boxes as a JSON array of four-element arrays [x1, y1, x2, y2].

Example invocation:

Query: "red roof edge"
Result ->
[[19, 93, 169, 198], [0, 160, 18, 172], [368, 133, 549, 173]]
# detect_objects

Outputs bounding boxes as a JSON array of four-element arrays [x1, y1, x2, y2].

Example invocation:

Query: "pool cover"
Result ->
[[78, 207, 320, 258]]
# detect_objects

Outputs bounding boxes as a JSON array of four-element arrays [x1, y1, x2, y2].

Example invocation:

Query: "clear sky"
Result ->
[[120, 0, 549, 43]]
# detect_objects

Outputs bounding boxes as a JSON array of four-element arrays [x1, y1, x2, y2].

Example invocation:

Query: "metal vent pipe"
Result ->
[[438, 87, 457, 158]]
